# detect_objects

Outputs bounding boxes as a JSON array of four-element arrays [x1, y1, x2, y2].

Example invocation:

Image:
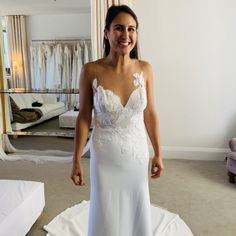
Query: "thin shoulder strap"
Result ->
[[133, 72, 144, 87], [92, 78, 98, 90]]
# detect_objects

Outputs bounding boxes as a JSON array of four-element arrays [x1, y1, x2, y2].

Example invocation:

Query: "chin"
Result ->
[[118, 47, 134, 55]]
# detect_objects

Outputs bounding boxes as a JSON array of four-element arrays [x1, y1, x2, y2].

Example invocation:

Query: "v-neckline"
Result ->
[[96, 85, 140, 108], [92, 72, 144, 109]]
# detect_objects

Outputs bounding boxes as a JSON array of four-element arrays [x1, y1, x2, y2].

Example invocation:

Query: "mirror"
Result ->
[[0, 0, 92, 154]]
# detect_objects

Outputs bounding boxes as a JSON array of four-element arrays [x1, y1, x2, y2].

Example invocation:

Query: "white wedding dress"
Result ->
[[44, 72, 193, 236]]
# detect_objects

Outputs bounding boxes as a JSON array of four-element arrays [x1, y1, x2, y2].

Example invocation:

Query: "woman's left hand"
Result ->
[[151, 155, 164, 179]]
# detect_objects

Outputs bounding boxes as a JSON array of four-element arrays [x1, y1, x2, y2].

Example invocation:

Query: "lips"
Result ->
[[119, 41, 131, 47]]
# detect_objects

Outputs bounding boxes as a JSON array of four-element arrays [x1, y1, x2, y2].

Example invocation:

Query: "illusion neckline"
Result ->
[[92, 72, 144, 108]]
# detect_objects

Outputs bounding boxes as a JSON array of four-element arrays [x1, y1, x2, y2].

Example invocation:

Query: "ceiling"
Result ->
[[0, 0, 90, 15]]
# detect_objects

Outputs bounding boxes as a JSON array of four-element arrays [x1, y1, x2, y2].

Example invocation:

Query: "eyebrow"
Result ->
[[113, 24, 136, 28]]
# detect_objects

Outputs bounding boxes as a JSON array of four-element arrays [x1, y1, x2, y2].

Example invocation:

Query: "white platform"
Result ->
[[59, 110, 79, 128], [0, 179, 45, 236], [59, 110, 94, 129]]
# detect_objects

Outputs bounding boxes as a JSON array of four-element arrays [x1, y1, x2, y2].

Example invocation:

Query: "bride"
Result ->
[[44, 5, 193, 236]]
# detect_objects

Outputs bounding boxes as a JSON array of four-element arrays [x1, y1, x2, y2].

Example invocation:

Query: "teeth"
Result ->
[[119, 42, 130, 46]]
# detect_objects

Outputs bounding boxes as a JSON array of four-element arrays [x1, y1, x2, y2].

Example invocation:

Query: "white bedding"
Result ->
[[0, 179, 45, 236]]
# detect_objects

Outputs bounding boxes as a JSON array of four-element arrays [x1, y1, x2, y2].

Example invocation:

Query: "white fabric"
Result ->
[[9, 94, 26, 109], [59, 110, 79, 128], [61, 45, 72, 109], [38, 44, 46, 89], [45, 45, 55, 89], [5, 149, 74, 163], [31, 94, 44, 104], [30, 41, 91, 109], [10, 93, 59, 109], [4, 147, 90, 163], [54, 44, 63, 86], [30, 46, 38, 88], [59, 110, 94, 129], [10, 93, 66, 131], [44, 201, 193, 236], [11, 104, 65, 131], [20, 93, 35, 108], [71, 44, 82, 89], [44, 72, 193, 236], [0, 179, 45, 236], [83, 41, 89, 64], [71, 44, 82, 108], [39, 102, 65, 115], [62, 45, 71, 89]]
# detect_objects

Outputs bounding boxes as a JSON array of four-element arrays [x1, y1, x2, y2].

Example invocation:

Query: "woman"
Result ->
[[70, 5, 192, 236]]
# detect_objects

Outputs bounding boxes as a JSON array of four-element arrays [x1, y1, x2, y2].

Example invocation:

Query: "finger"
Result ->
[[151, 167, 163, 178], [71, 173, 83, 186], [78, 174, 85, 186], [151, 172, 161, 178], [151, 174, 160, 179], [151, 165, 158, 174], [79, 178, 85, 186], [71, 175, 80, 185]]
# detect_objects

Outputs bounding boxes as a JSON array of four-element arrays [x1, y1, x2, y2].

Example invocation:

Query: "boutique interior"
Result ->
[[0, 1, 236, 236], [0, 0, 93, 161]]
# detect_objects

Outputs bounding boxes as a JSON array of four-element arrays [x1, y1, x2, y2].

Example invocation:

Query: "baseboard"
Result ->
[[149, 145, 229, 161]]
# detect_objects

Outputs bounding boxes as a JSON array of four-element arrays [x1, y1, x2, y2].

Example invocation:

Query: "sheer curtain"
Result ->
[[6, 15, 30, 89], [90, 0, 132, 60]]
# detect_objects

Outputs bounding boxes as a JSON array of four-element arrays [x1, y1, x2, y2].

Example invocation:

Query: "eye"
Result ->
[[128, 27, 136, 32], [115, 26, 123, 32]]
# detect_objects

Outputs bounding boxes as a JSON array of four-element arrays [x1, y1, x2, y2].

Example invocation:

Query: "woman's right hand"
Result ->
[[70, 161, 85, 186]]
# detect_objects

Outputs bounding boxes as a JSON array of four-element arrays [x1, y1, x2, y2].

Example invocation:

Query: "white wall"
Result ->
[[133, 0, 236, 160], [27, 13, 90, 40]]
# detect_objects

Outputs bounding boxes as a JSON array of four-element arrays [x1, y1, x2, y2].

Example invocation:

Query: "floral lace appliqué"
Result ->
[[92, 72, 149, 164]]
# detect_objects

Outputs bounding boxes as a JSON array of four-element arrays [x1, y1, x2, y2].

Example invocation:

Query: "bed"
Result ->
[[0, 179, 45, 236]]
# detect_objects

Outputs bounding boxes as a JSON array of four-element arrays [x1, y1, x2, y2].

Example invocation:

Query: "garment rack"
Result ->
[[32, 38, 90, 43], [31, 38, 91, 46]]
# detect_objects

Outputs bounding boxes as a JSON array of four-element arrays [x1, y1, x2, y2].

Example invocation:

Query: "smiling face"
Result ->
[[105, 12, 137, 57]]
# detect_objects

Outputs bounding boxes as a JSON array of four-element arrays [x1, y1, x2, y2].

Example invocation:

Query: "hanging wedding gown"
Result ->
[[44, 72, 193, 236]]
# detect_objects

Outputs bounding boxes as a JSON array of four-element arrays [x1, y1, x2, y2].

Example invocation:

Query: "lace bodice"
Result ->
[[92, 72, 147, 129], [91, 72, 149, 164]]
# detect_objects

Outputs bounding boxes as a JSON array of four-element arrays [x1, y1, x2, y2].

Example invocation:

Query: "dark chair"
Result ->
[[226, 138, 236, 183]]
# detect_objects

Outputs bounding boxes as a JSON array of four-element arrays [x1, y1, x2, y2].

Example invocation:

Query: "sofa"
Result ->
[[9, 93, 66, 131], [226, 138, 236, 183]]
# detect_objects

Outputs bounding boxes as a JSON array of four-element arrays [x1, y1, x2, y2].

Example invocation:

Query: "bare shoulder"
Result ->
[[81, 60, 103, 83], [136, 60, 153, 80], [81, 61, 97, 77]]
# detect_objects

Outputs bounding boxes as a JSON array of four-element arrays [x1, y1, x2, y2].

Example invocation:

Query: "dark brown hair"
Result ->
[[103, 5, 139, 59]]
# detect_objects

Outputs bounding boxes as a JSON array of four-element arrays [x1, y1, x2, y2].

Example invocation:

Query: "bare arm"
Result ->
[[71, 63, 94, 186], [143, 62, 164, 179]]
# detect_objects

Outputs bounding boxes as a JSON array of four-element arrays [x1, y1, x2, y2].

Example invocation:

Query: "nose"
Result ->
[[121, 28, 129, 39]]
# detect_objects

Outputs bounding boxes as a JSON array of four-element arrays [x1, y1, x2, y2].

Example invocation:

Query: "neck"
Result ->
[[106, 52, 134, 73]]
